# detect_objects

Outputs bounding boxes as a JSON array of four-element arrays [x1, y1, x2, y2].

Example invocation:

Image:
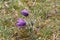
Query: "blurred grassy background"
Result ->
[[0, 0, 60, 40]]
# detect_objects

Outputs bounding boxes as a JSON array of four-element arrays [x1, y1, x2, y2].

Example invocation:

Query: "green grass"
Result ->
[[0, 0, 60, 40]]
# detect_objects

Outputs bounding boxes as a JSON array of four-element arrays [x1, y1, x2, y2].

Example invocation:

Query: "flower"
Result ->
[[20, 9, 29, 16], [16, 18, 26, 26]]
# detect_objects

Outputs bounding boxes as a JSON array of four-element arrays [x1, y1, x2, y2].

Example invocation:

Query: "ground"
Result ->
[[0, 0, 60, 40]]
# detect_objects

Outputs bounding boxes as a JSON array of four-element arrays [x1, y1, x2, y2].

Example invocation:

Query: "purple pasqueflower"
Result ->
[[20, 9, 29, 16], [16, 18, 26, 26]]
